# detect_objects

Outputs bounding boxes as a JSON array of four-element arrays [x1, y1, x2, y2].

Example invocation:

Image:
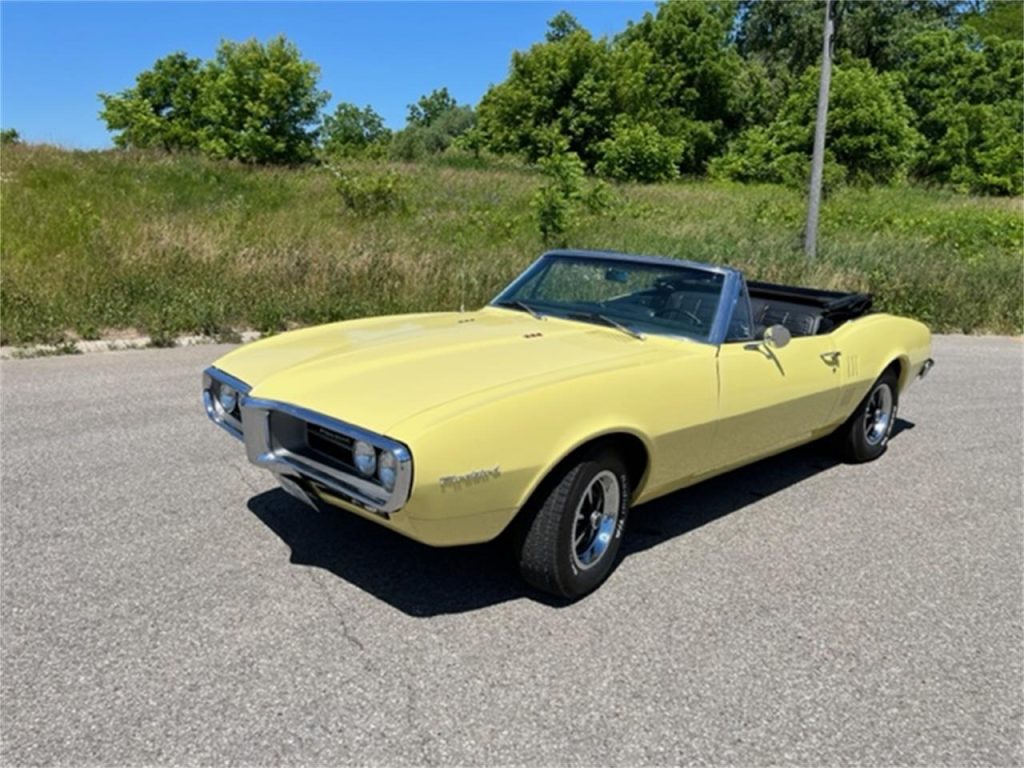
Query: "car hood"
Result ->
[[214, 307, 685, 435]]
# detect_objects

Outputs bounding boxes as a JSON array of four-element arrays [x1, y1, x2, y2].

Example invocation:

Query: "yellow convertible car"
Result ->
[[203, 249, 933, 598]]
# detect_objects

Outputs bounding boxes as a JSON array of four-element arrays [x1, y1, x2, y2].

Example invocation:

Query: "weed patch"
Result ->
[[1, 145, 1020, 344]]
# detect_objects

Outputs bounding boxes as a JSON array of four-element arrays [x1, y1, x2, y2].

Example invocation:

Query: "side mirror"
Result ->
[[763, 324, 791, 349]]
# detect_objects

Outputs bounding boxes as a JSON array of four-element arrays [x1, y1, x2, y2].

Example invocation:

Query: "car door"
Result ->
[[713, 280, 842, 469]]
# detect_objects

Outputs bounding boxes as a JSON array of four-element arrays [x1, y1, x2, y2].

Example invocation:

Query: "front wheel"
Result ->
[[517, 451, 630, 599], [835, 369, 900, 463]]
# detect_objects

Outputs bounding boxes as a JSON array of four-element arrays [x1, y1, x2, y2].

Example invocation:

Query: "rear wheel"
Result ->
[[836, 368, 899, 462], [517, 451, 630, 599]]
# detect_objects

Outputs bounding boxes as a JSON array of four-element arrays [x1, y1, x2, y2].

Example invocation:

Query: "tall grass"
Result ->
[[1, 144, 1020, 345]]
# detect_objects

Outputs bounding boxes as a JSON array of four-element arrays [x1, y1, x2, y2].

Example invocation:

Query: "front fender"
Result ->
[[391, 343, 720, 539]]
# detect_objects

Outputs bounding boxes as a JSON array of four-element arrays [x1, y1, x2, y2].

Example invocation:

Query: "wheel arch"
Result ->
[[509, 429, 651, 530], [832, 313, 930, 396], [882, 355, 910, 393]]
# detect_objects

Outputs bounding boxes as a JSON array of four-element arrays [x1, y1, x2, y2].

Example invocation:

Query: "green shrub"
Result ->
[[389, 106, 475, 161], [582, 179, 617, 213], [333, 167, 407, 216], [707, 126, 779, 184], [710, 129, 846, 193], [533, 150, 585, 245], [595, 121, 681, 183]]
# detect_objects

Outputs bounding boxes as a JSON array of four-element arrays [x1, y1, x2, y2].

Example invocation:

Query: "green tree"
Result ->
[[476, 16, 611, 164], [736, 1, 970, 77], [392, 89, 474, 160], [963, 0, 1024, 43], [407, 87, 458, 128], [478, 2, 744, 173], [712, 59, 920, 186], [546, 10, 583, 42], [100, 37, 328, 164], [618, 1, 743, 126], [0, 129, 20, 145], [321, 102, 390, 157], [898, 26, 1023, 193], [197, 36, 329, 164], [99, 52, 205, 150]]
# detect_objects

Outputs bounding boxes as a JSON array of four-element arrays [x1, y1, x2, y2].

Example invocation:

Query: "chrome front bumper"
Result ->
[[203, 367, 413, 516]]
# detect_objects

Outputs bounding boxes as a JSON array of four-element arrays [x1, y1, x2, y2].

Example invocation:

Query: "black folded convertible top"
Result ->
[[747, 280, 873, 323]]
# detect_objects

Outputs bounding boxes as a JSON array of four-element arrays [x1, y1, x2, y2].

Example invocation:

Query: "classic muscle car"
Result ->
[[203, 249, 933, 598]]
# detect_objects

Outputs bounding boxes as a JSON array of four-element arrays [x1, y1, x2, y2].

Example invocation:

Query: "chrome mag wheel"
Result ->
[[864, 382, 895, 446], [571, 470, 621, 571]]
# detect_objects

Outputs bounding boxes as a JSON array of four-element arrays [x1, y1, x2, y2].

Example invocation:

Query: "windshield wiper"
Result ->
[[495, 299, 543, 320], [567, 311, 645, 341]]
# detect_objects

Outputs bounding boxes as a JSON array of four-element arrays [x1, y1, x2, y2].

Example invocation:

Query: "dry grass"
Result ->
[[1, 144, 1020, 345]]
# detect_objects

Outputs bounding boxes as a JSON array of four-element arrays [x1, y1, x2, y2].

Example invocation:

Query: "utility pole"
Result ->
[[804, 0, 834, 260]]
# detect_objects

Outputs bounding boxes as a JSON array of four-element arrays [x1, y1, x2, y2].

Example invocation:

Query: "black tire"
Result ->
[[836, 368, 900, 463], [517, 450, 630, 599]]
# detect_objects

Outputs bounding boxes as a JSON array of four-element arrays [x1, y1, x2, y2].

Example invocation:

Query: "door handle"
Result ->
[[820, 351, 842, 366]]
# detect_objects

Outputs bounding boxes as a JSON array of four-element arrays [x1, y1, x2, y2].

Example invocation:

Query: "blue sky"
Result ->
[[1, 1, 657, 149]]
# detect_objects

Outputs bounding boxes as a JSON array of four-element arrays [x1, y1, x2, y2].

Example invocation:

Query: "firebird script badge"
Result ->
[[439, 466, 501, 489]]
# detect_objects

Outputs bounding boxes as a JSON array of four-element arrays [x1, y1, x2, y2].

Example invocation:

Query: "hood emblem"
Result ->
[[440, 466, 501, 489]]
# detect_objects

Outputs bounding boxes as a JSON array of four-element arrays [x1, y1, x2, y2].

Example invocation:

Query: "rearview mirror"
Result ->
[[604, 268, 629, 283], [763, 324, 791, 349]]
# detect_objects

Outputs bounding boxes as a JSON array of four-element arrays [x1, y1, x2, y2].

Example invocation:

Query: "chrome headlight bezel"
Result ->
[[203, 368, 251, 441]]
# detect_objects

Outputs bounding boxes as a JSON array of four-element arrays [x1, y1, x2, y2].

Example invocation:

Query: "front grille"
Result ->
[[239, 396, 413, 515], [266, 410, 357, 475], [306, 423, 355, 467]]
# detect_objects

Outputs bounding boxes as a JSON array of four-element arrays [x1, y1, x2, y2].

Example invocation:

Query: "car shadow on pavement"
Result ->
[[625, 416, 914, 559], [247, 418, 915, 617]]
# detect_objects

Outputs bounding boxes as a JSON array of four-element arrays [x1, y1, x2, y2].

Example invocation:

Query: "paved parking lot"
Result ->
[[1, 335, 1021, 766]]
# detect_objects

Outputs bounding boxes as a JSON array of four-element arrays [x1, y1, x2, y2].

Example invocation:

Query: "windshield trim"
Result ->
[[491, 250, 743, 346]]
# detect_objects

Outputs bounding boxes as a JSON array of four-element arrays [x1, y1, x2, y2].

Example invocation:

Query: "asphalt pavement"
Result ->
[[1, 335, 1021, 766]]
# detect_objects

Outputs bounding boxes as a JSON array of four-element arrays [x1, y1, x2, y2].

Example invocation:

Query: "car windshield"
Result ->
[[493, 255, 726, 342]]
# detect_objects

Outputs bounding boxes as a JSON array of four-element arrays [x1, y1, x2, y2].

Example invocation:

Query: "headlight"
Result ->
[[218, 384, 238, 414], [377, 450, 397, 491], [353, 440, 376, 476]]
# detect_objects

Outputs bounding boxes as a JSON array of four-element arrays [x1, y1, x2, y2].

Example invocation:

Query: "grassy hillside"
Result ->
[[1, 144, 1021, 345]]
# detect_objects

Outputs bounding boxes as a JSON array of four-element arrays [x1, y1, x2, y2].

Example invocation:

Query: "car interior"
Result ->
[[746, 281, 873, 339]]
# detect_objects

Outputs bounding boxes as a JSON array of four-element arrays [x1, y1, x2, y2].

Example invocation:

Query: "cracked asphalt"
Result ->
[[1, 335, 1021, 766]]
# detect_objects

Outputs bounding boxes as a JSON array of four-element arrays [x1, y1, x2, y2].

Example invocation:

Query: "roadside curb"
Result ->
[[0, 331, 263, 360]]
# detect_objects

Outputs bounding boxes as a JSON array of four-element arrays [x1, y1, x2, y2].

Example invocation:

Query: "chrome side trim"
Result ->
[[240, 396, 413, 516], [202, 367, 252, 441]]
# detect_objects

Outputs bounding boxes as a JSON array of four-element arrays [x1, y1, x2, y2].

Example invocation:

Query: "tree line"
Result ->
[[96, 1, 1022, 195]]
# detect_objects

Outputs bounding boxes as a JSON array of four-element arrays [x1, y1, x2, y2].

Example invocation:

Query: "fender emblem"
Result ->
[[439, 466, 501, 489]]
